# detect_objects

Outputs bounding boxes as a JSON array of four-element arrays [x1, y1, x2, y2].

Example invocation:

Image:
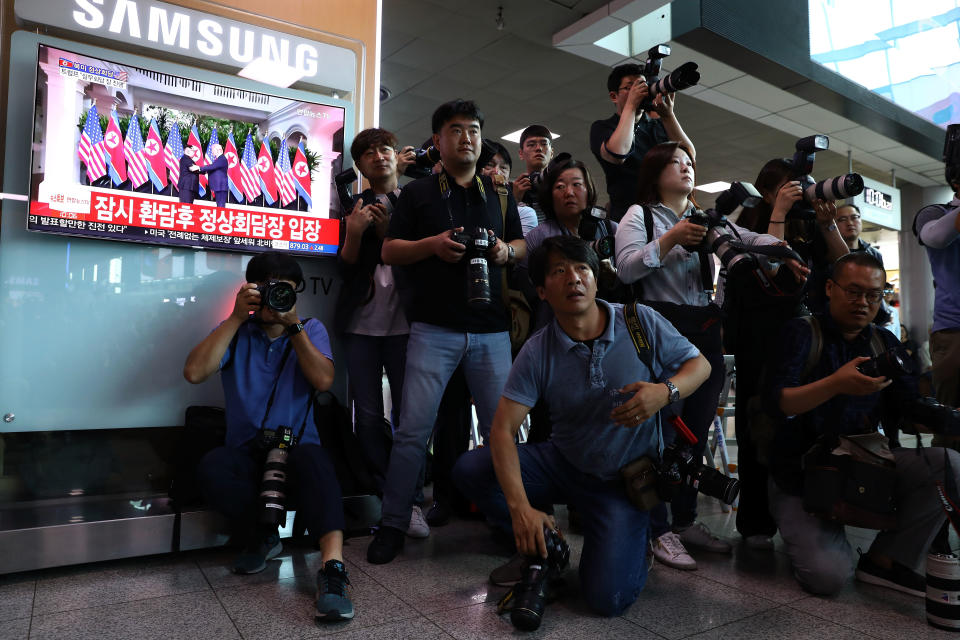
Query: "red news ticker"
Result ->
[[33, 189, 340, 246]]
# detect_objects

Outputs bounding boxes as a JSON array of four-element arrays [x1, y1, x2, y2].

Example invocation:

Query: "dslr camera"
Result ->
[[686, 182, 804, 291], [638, 44, 701, 111], [256, 281, 297, 313], [856, 345, 916, 379], [451, 226, 493, 308], [785, 135, 865, 220], [333, 167, 377, 215], [404, 138, 501, 180], [909, 397, 960, 436], [498, 526, 571, 632], [656, 416, 740, 505], [255, 426, 297, 526]]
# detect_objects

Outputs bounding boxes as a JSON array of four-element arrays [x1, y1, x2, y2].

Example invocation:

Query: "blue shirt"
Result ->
[[219, 318, 333, 448], [916, 204, 960, 332], [502, 299, 700, 480], [763, 313, 917, 494]]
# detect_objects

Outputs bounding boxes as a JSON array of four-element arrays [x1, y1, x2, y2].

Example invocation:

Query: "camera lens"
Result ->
[[259, 447, 289, 526], [265, 281, 296, 313]]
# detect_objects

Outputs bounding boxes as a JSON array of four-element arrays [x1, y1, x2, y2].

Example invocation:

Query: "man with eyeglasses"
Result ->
[[760, 252, 960, 597], [511, 125, 554, 225], [837, 204, 884, 263], [590, 63, 695, 222]]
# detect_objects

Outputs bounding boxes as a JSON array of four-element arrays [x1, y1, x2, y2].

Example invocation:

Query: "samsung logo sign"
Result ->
[[15, 0, 355, 92]]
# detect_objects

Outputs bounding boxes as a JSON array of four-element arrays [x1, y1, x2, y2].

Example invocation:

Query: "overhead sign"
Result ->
[[852, 175, 901, 230], [15, 0, 356, 93]]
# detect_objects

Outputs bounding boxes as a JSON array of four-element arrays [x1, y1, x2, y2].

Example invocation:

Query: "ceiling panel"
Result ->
[[712, 75, 807, 113]]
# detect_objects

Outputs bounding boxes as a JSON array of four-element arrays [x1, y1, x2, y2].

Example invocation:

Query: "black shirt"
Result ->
[[763, 313, 916, 494], [387, 172, 523, 333], [589, 113, 669, 222]]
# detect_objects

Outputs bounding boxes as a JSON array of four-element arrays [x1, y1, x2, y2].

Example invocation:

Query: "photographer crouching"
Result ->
[[763, 252, 960, 597], [454, 235, 711, 622], [183, 252, 353, 622]]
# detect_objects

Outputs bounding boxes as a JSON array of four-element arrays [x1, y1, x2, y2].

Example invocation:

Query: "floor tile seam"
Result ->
[[658, 566, 792, 604], [628, 597, 785, 640], [781, 599, 887, 638], [318, 613, 448, 639], [29, 584, 216, 617], [618, 615, 672, 639], [204, 578, 247, 640]]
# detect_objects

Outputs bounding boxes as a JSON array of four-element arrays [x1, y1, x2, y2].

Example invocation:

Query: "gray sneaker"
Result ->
[[489, 553, 527, 586], [652, 532, 697, 570], [676, 521, 732, 554], [233, 533, 282, 574]]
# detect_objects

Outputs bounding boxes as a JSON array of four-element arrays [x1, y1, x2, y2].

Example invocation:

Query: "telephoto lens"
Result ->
[[465, 227, 492, 307], [649, 61, 700, 97], [802, 173, 864, 202], [509, 528, 571, 631], [259, 447, 290, 526]]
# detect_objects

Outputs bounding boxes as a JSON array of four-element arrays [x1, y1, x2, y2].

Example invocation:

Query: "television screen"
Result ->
[[29, 44, 344, 255]]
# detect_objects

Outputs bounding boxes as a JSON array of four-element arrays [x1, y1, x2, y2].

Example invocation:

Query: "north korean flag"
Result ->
[[104, 110, 127, 186], [144, 117, 168, 190], [292, 142, 312, 208], [256, 141, 278, 206], [224, 133, 245, 204], [187, 125, 206, 197]]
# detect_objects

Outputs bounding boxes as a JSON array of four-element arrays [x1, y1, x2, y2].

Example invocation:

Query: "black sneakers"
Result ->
[[366, 525, 405, 564], [315, 559, 354, 622], [855, 553, 925, 598], [232, 532, 282, 574]]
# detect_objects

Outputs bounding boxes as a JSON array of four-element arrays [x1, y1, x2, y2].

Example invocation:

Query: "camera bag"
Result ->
[[492, 173, 532, 355], [801, 431, 898, 530]]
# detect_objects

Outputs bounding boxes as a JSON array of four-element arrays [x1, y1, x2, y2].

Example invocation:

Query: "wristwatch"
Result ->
[[285, 321, 304, 337], [507, 243, 516, 264], [663, 380, 680, 404]]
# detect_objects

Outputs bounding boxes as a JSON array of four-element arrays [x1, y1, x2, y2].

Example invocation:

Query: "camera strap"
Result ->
[[624, 302, 664, 453], [258, 340, 295, 432]]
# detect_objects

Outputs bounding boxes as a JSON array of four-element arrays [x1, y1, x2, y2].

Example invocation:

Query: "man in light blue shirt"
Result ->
[[454, 236, 710, 616]]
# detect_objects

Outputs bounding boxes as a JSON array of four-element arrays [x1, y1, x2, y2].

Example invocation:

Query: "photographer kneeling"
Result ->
[[764, 252, 960, 597], [454, 235, 711, 618], [183, 252, 353, 622]]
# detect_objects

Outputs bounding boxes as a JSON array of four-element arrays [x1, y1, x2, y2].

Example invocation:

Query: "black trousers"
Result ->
[[198, 443, 345, 537]]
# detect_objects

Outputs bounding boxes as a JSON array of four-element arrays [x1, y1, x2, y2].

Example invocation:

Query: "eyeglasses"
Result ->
[[836, 214, 861, 223], [830, 280, 883, 304], [617, 85, 633, 93]]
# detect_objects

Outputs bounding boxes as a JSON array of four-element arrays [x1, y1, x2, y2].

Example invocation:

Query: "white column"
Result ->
[[39, 62, 85, 185]]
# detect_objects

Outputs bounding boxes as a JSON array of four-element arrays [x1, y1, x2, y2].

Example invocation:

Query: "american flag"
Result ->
[[77, 104, 106, 182], [240, 133, 261, 203], [164, 122, 183, 189], [123, 114, 150, 188], [275, 144, 297, 206]]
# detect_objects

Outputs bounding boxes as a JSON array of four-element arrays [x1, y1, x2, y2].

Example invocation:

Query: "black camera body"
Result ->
[[856, 345, 916, 379], [257, 426, 297, 527], [256, 280, 297, 313], [910, 397, 960, 436], [452, 226, 492, 307], [656, 416, 740, 505], [638, 44, 700, 111], [504, 527, 571, 632], [785, 135, 865, 220], [578, 207, 615, 260]]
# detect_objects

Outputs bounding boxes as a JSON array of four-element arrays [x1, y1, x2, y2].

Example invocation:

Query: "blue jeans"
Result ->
[[650, 349, 725, 538], [342, 332, 408, 492], [380, 322, 512, 530], [454, 443, 650, 617]]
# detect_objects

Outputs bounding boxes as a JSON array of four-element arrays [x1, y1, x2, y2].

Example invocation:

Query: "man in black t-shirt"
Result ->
[[590, 64, 695, 222], [366, 99, 526, 565]]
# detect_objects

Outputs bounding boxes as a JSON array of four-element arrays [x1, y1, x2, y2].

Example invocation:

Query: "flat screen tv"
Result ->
[[29, 43, 344, 255]]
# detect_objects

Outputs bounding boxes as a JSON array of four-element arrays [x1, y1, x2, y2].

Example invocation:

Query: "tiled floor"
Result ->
[[1, 495, 956, 640]]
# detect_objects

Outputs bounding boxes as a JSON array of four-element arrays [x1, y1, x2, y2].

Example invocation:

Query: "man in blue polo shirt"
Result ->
[[183, 251, 353, 622], [454, 235, 710, 616]]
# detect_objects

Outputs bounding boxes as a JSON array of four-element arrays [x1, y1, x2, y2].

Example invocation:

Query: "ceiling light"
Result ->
[[501, 129, 562, 144], [237, 57, 304, 88], [695, 181, 731, 193]]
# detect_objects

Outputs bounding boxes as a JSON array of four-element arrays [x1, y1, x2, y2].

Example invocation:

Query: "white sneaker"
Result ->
[[406, 505, 430, 538], [744, 534, 775, 550], [651, 532, 697, 570], [676, 521, 732, 554]]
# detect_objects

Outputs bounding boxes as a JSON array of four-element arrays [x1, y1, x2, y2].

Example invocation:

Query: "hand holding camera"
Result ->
[[625, 76, 651, 113], [345, 200, 375, 236], [434, 227, 468, 263], [814, 199, 839, 228], [773, 180, 803, 219], [512, 174, 532, 203], [831, 356, 893, 396], [487, 231, 510, 266], [231, 282, 262, 321], [667, 218, 708, 248], [510, 504, 557, 559]]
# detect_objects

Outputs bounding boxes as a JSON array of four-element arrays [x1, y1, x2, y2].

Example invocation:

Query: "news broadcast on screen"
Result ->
[[28, 44, 345, 255]]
